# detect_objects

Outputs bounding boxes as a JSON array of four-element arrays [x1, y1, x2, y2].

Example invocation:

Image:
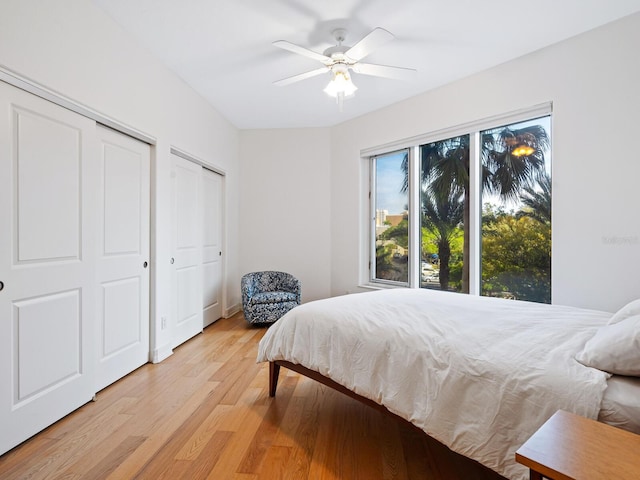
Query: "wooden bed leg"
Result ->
[[269, 361, 280, 397]]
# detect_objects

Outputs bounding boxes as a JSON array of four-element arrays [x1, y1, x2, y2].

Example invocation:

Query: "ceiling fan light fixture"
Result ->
[[323, 70, 358, 98]]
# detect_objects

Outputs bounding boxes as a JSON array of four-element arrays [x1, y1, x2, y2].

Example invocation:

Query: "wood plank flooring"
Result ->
[[0, 313, 506, 480]]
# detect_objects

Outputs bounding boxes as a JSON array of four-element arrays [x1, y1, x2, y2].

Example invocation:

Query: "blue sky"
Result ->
[[376, 151, 408, 215]]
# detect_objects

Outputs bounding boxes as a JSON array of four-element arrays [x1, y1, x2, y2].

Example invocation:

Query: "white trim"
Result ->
[[224, 303, 241, 318], [369, 157, 377, 282], [360, 157, 372, 286], [408, 145, 420, 287], [151, 343, 173, 364], [368, 148, 411, 288], [360, 102, 552, 158], [0, 64, 156, 145], [357, 283, 386, 291], [468, 131, 481, 295], [170, 146, 226, 176]]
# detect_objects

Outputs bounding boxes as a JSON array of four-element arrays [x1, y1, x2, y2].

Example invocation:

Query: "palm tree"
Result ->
[[518, 172, 551, 224], [419, 136, 472, 291], [421, 183, 464, 290], [482, 125, 549, 200], [402, 123, 549, 293]]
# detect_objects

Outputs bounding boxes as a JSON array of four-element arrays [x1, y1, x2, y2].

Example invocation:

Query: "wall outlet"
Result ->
[[161, 316, 167, 329]]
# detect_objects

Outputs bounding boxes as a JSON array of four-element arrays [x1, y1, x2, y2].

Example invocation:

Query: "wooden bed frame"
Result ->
[[269, 360, 420, 426]]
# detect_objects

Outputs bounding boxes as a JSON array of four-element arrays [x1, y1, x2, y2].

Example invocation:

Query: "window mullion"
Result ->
[[468, 131, 481, 295], [369, 158, 377, 283], [409, 145, 420, 288]]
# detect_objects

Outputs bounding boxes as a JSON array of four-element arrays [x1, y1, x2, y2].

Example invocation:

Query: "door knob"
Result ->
[[170, 257, 175, 264], [0, 281, 4, 291], [143, 261, 148, 268]]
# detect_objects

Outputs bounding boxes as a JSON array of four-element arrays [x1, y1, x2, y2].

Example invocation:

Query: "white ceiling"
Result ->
[[92, 0, 640, 130]]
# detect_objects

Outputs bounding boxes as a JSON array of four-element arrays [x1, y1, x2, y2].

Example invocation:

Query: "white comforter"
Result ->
[[257, 288, 612, 480]]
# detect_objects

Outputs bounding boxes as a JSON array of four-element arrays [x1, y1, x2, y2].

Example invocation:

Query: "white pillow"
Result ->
[[609, 298, 640, 325], [575, 314, 640, 376]]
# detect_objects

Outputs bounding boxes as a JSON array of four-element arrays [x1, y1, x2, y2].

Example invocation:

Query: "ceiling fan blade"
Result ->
[[345, 27, 395, 62], [273, 40, 332, 64], [352, 63, 417, 79], [274, 67, 329, 86]]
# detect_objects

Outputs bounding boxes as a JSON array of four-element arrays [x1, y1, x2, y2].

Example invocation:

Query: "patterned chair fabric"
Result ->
[[241, 271, 301, 325]]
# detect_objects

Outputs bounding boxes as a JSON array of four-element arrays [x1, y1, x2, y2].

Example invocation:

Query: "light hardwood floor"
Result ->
[[0, 313, 506, 480]]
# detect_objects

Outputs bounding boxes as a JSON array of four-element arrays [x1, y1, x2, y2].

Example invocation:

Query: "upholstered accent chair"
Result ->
[[241, 271, 301, 325]]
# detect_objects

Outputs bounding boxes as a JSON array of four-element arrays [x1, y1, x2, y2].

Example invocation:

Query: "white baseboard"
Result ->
[[224, 303, 241, 318], [151, 343, 173, 364]]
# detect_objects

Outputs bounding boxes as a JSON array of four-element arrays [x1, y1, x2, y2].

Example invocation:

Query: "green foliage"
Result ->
[[421, 227, 439, 258], [375, 243, 408, 283], [481, 213, 551, 303], [379, 219, 409, 250], [449, 260, 463, 289]]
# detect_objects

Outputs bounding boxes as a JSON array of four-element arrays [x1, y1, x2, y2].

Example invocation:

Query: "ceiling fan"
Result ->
[[273, 27, 416, 109]]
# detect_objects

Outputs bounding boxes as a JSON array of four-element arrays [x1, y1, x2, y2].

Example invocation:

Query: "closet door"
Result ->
[[202, 168, 223, 327], [0, 82, 97, 455], [171, 154, 203, 347], [95, 126, 150, 392]]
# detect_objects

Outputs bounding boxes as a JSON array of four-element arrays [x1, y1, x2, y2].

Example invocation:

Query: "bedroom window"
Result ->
[[419, 135, 469, 292], [368, 107, 552, 303], [372, 149, 410, 285], [480, 116, 551, 303]]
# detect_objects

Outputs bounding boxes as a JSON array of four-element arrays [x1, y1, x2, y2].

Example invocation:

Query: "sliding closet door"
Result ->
[[0, 82, 97, 455], [202, 168, 223, 327], [171, 154, 203, 347], [95, 126, 150, 392]]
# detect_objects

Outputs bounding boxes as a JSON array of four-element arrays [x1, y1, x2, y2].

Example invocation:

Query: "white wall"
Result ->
[[4, 0, 637, 339], [0, 0, 241, 360], [330, 12, 640, 313], [239, 128, 331, 302]]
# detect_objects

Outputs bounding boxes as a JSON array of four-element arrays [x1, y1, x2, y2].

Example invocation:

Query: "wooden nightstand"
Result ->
[[515, 410, 640, 480]]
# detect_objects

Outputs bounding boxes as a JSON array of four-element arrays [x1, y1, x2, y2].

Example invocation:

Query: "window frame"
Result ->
[[370, 149, 412, 287], [364, 103, 552, 295]]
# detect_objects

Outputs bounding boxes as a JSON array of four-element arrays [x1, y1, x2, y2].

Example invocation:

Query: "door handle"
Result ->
[[170, 257, 175, 264], [0, 281, 4, 291], [143, 261, 148, 268]]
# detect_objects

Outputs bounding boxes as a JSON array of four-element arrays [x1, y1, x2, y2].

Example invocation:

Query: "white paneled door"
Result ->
[[202, 168, 223, 327], [95, 126, 150, 392], [171, 154, 203, 347], [0, 82, 98, 455]]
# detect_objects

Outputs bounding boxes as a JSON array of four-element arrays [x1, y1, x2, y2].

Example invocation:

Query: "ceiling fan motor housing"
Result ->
[[323, 46, 350, 61], [322, 28, 351, 62]]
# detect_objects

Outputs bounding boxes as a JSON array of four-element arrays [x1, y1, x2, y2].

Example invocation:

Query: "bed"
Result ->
[[256, 288, 640, 480]]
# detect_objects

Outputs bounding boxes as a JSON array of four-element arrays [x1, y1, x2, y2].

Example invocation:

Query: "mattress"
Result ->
[[600, 375, 640, 434]]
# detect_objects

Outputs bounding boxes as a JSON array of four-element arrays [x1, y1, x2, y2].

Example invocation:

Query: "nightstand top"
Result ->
[[516, 410, 640, 480]]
